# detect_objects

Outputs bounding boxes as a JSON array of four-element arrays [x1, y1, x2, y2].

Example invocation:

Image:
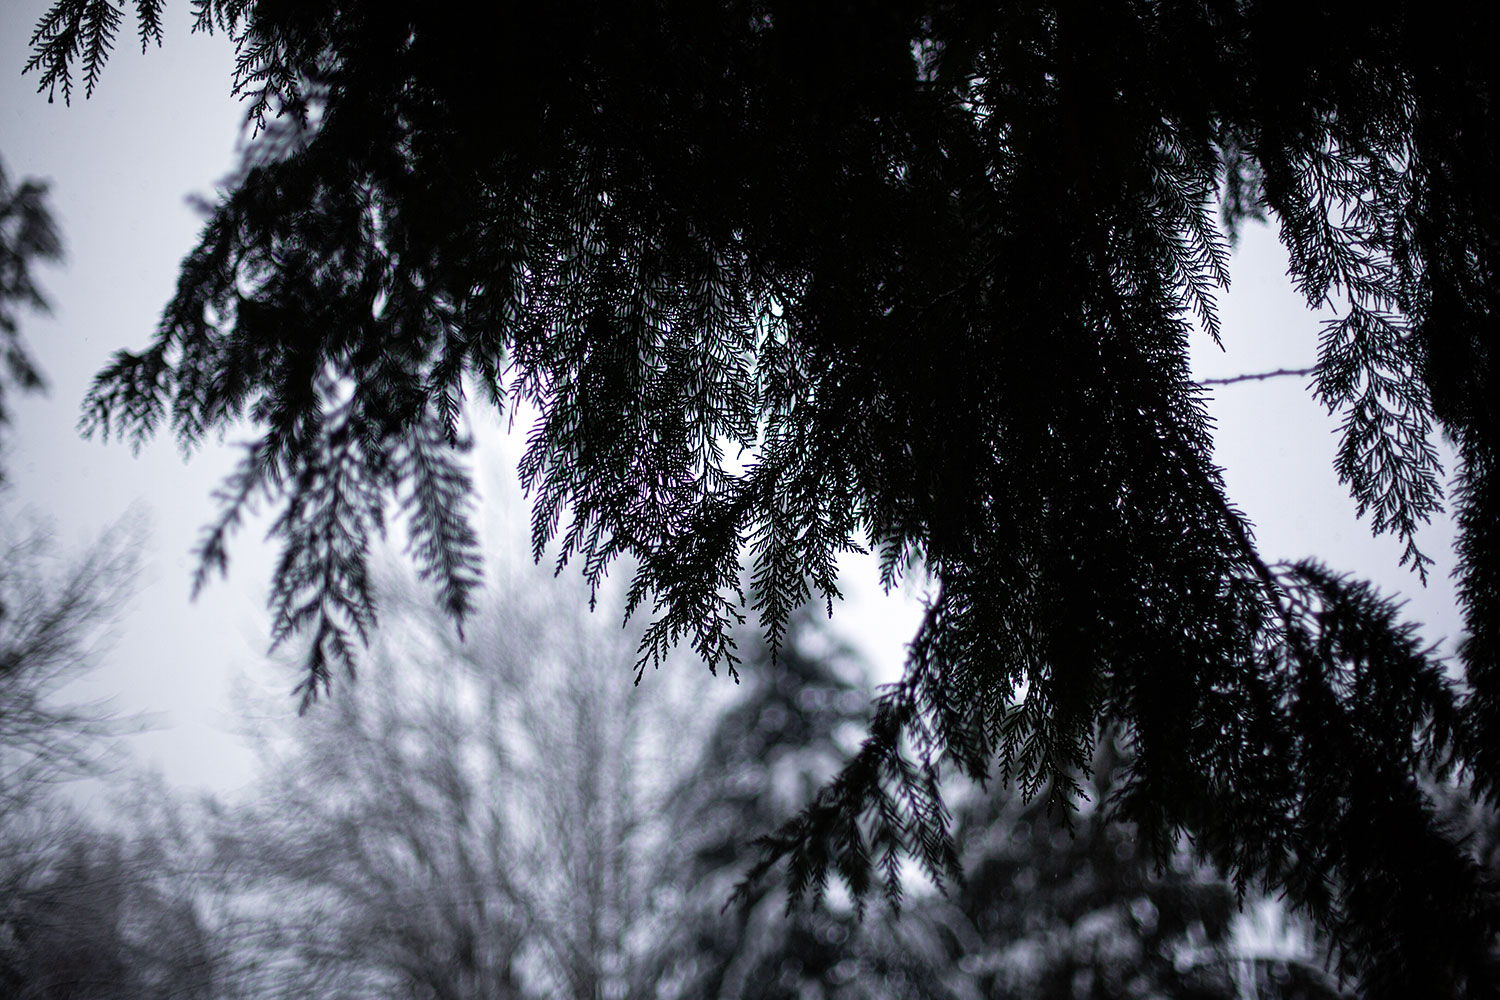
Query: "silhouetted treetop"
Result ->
[[25, 2, 1500, 993]]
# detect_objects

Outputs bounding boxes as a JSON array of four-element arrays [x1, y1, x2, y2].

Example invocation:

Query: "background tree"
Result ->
[[0, 154, 60, 471], [654, 602, 958, 1000], [22, 2, 1500, 993], [0, 445, 168, 1000], [203, 558, 703, 1000], [0, 820, 218, 1000], [654, 603, 1341, 1000], [0, 511, 142, 820], [0, 142, 199, 1000], [921, 733, 1349, 1000]]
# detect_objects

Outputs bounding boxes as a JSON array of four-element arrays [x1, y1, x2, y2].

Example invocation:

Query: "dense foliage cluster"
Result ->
[[23, 1, 1500, 993]]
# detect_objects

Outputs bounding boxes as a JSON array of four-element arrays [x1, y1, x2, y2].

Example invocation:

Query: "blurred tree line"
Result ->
[[4, 542, 1385, 999]]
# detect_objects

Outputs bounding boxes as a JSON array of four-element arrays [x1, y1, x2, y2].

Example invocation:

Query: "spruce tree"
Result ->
[[22, 2, 1500, 992], [658, 604, 956, 999]]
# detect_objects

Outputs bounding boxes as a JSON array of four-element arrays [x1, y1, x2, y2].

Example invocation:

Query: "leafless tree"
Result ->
[[0, 509, 143, 817], [1, 818, 218, 1000], [205, 557, 716, 1000], [0, 509, 150, 995]]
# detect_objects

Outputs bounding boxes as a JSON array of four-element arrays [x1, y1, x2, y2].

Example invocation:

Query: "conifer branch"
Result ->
[[33, 5, 1500, 988]]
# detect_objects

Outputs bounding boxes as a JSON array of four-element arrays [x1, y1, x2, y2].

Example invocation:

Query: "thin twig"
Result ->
[[1200, 366, 1317, 386]]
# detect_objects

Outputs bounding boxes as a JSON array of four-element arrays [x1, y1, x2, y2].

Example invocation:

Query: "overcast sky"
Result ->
[[0, 2, 1463, 800]]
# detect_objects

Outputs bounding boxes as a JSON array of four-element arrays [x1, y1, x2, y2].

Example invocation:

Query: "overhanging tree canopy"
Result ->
[[24, 1, 1500, 993]]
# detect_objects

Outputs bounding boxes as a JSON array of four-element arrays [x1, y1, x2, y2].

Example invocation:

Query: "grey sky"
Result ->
[[0, 0, 1464, 799], [2, 4, 264, 792]]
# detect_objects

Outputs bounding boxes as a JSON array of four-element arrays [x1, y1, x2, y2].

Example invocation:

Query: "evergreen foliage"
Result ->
[[658, 603, 958, 999], [24, 1, 1500, 992], [926, 732, 1348, 1000], [0, 156, 62, 462]]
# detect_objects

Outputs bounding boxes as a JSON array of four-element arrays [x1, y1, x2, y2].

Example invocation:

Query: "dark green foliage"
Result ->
[[928, 732, 1354, 1000], [0, 157, 62, 458], [659, 605, 958, 999], [24, 1, 1500, 992], [939, 736, 1240, 1000], [25, 0, 166, 104], [667, 608, 1336, 1000]]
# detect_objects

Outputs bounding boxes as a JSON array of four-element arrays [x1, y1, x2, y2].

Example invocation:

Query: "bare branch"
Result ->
[[1200, 365, 1318, 386]]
